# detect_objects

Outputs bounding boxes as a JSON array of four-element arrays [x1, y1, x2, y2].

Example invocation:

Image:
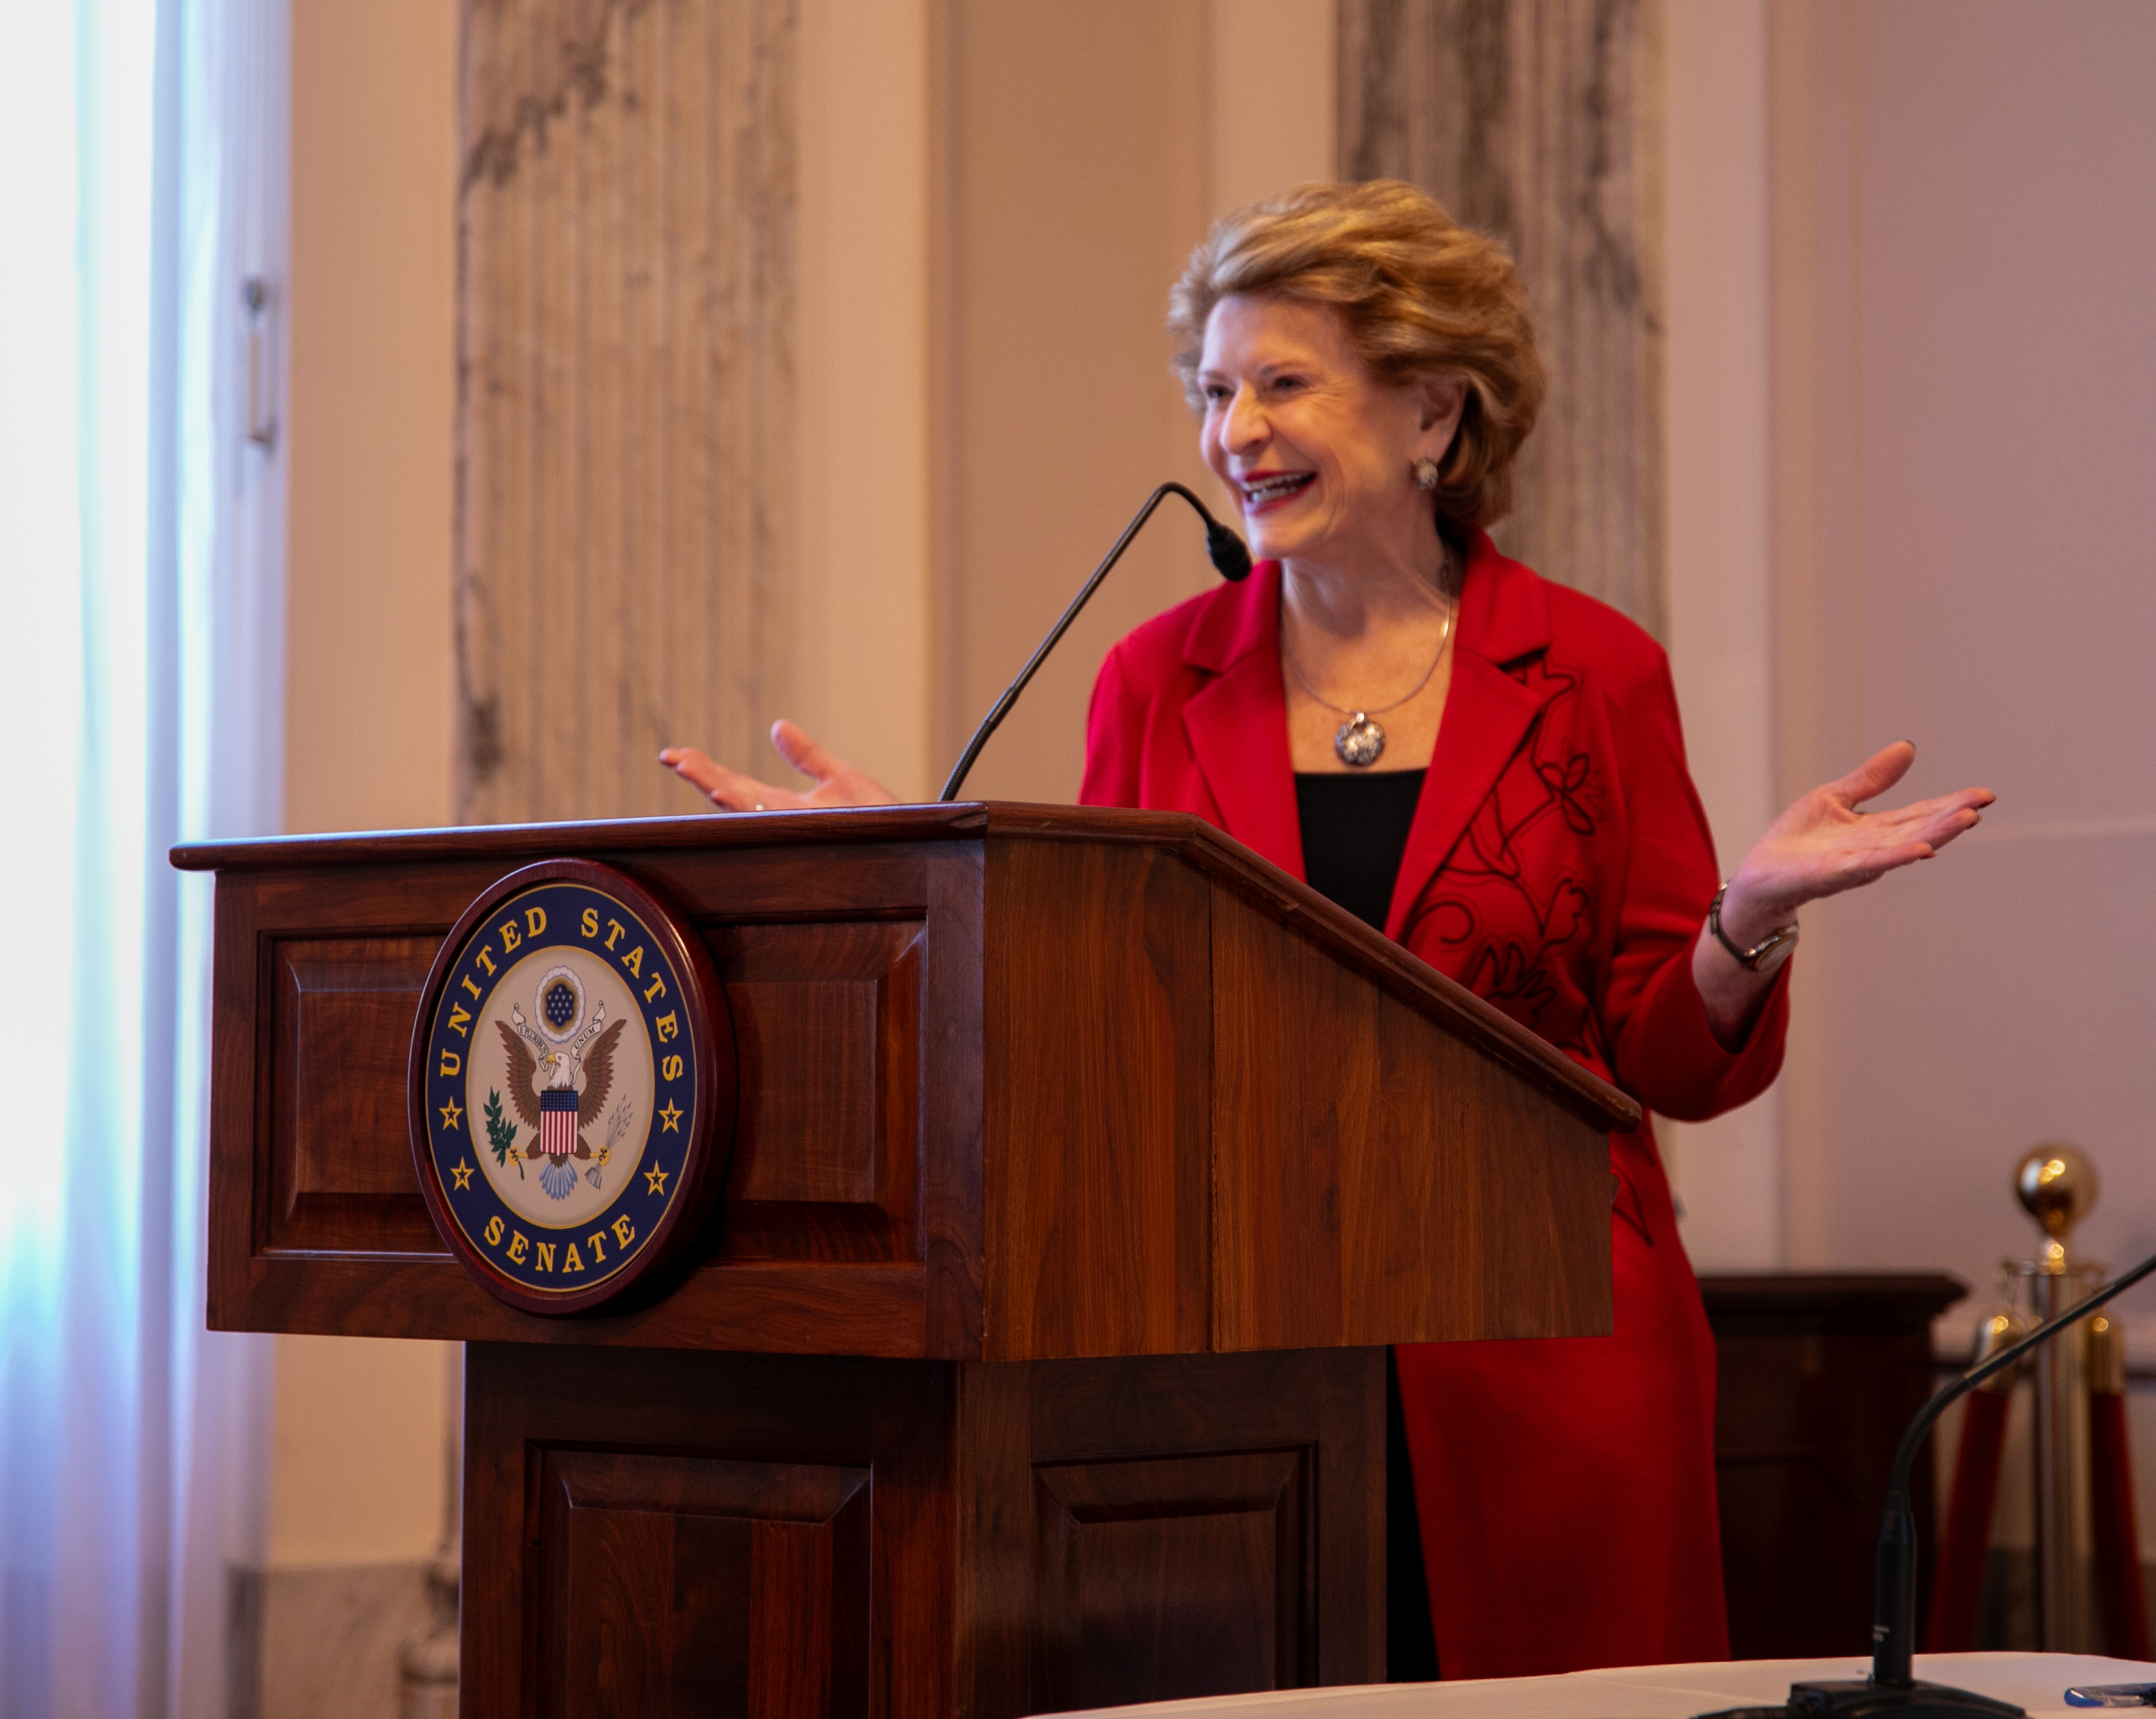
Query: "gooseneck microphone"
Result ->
[[1701, 1243, 2156, 1719], [938, 481, 1251, 803]]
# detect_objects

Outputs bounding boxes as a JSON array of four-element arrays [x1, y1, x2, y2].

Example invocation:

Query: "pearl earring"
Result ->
[[1412, 456, 1440, 491]]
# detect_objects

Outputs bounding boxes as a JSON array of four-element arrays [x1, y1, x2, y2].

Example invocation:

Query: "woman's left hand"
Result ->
[[1696, 741, 1994, 1045], [659, 721, 900, 813]]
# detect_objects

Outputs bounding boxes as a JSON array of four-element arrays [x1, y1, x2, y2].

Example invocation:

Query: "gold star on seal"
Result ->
[[451, 1159, 474, 1191], [439, 1097, 464, 1131], [644, 1163, 670, 1195], [658, 1100, 683, 1133]]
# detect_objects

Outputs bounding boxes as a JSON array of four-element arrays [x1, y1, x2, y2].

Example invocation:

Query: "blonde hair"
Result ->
[[1168, 179, 1543, 532]]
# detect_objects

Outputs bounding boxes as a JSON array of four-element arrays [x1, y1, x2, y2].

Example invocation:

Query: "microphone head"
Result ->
[[1205, 521, 1253, 582]]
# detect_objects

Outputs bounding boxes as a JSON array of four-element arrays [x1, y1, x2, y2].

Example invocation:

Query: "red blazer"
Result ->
[[1081, 530, 1791, 1677]]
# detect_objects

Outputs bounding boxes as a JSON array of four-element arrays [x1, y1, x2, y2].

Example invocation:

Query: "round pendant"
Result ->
[[1334, 713, 1385, 767]]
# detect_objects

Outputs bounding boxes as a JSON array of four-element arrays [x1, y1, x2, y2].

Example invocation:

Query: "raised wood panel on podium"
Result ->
[[174, 804, 1635, 1717]]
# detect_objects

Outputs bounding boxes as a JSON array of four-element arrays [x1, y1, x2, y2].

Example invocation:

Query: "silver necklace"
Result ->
[[1283, 591, 1456, 768]]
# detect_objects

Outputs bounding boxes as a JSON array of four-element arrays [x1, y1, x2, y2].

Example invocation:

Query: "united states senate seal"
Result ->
[[408, 858, 735, 1314]]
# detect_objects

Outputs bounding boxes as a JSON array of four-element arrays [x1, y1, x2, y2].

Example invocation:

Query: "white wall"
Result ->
[[1666, 1, 2156, 1332], [265, 1338, 453, 1566], [934, 0, 1334, 804], [1772, 0, 2156, 1329], [763, 0, 1334, 806], [286, 0, 456, 842], [794, 0, 935, 802], [279, 0, 459, 1573], [1661, 0, 1781, 1270], [1209, 0, 1337, 218]]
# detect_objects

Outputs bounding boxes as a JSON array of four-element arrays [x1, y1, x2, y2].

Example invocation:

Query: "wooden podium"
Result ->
[[174, 804, 1634, 1717]]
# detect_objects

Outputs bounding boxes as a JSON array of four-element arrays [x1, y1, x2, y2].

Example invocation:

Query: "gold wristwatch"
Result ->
[[1709, 883, 1800, 974]]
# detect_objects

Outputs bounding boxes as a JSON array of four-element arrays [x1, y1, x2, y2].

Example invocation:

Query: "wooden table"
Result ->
[[1058, 1654, 2156, 1718]]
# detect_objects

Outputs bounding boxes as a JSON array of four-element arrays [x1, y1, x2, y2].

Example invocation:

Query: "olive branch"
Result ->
[[483, 1089, 525, 1179]]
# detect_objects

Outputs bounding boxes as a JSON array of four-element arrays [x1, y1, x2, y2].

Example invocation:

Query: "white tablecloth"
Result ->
[[1060, 1654, 2156, 1719]]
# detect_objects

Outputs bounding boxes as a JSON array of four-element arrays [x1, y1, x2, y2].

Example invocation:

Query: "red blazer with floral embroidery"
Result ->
[[1079, 530, 1788, 1122]]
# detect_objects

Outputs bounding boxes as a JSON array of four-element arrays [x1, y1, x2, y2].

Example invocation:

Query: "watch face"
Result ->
[[1755, 931, 1798, 974]]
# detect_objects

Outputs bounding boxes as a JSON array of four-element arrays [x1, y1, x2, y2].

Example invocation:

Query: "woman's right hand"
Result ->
[[660, 720, 901, 812]]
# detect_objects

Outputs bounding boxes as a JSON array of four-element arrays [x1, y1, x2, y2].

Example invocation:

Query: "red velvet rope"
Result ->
[[2090, 1389, 2151, 1659], [1924, 1388, 2011, 1651]]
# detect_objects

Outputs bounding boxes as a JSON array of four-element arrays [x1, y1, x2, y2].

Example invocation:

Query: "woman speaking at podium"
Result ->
[[663, 181, 1991, 1680]]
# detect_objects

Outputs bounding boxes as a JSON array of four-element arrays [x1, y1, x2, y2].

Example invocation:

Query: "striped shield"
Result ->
[[539, 1087, 579, 1156]]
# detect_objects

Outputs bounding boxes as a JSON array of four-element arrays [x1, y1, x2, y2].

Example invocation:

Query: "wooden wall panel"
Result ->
[[1339, 0, 1669, 638], [456, 0, 798, 823]]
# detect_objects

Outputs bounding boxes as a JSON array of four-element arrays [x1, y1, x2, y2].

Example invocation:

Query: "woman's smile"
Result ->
[[1237, 469, 1316, 512]]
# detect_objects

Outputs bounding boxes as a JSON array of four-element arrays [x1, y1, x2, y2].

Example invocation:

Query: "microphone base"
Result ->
[[1696, 1681, 2028, 1719], [1783, 1679, 2026, 1718]]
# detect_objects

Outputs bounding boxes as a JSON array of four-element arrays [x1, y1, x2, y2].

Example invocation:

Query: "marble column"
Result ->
[[456, 0, 798, 823], [1339, 0, 1667, 638]]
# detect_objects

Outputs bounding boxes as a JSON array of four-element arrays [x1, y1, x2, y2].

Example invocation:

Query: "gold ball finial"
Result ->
[[2014, 1143, 2098, 1246]]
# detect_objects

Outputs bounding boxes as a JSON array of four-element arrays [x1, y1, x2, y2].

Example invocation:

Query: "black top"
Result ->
[[1293, 769, 1426, 931]]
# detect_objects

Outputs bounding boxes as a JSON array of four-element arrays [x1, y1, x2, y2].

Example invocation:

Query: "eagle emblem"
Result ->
[[495, 965, 631, 1199], [416, 862, 735, 1315]]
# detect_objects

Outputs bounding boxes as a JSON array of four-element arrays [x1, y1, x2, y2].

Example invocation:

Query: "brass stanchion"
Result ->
[[2014, 1145, 2101, 1651]]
